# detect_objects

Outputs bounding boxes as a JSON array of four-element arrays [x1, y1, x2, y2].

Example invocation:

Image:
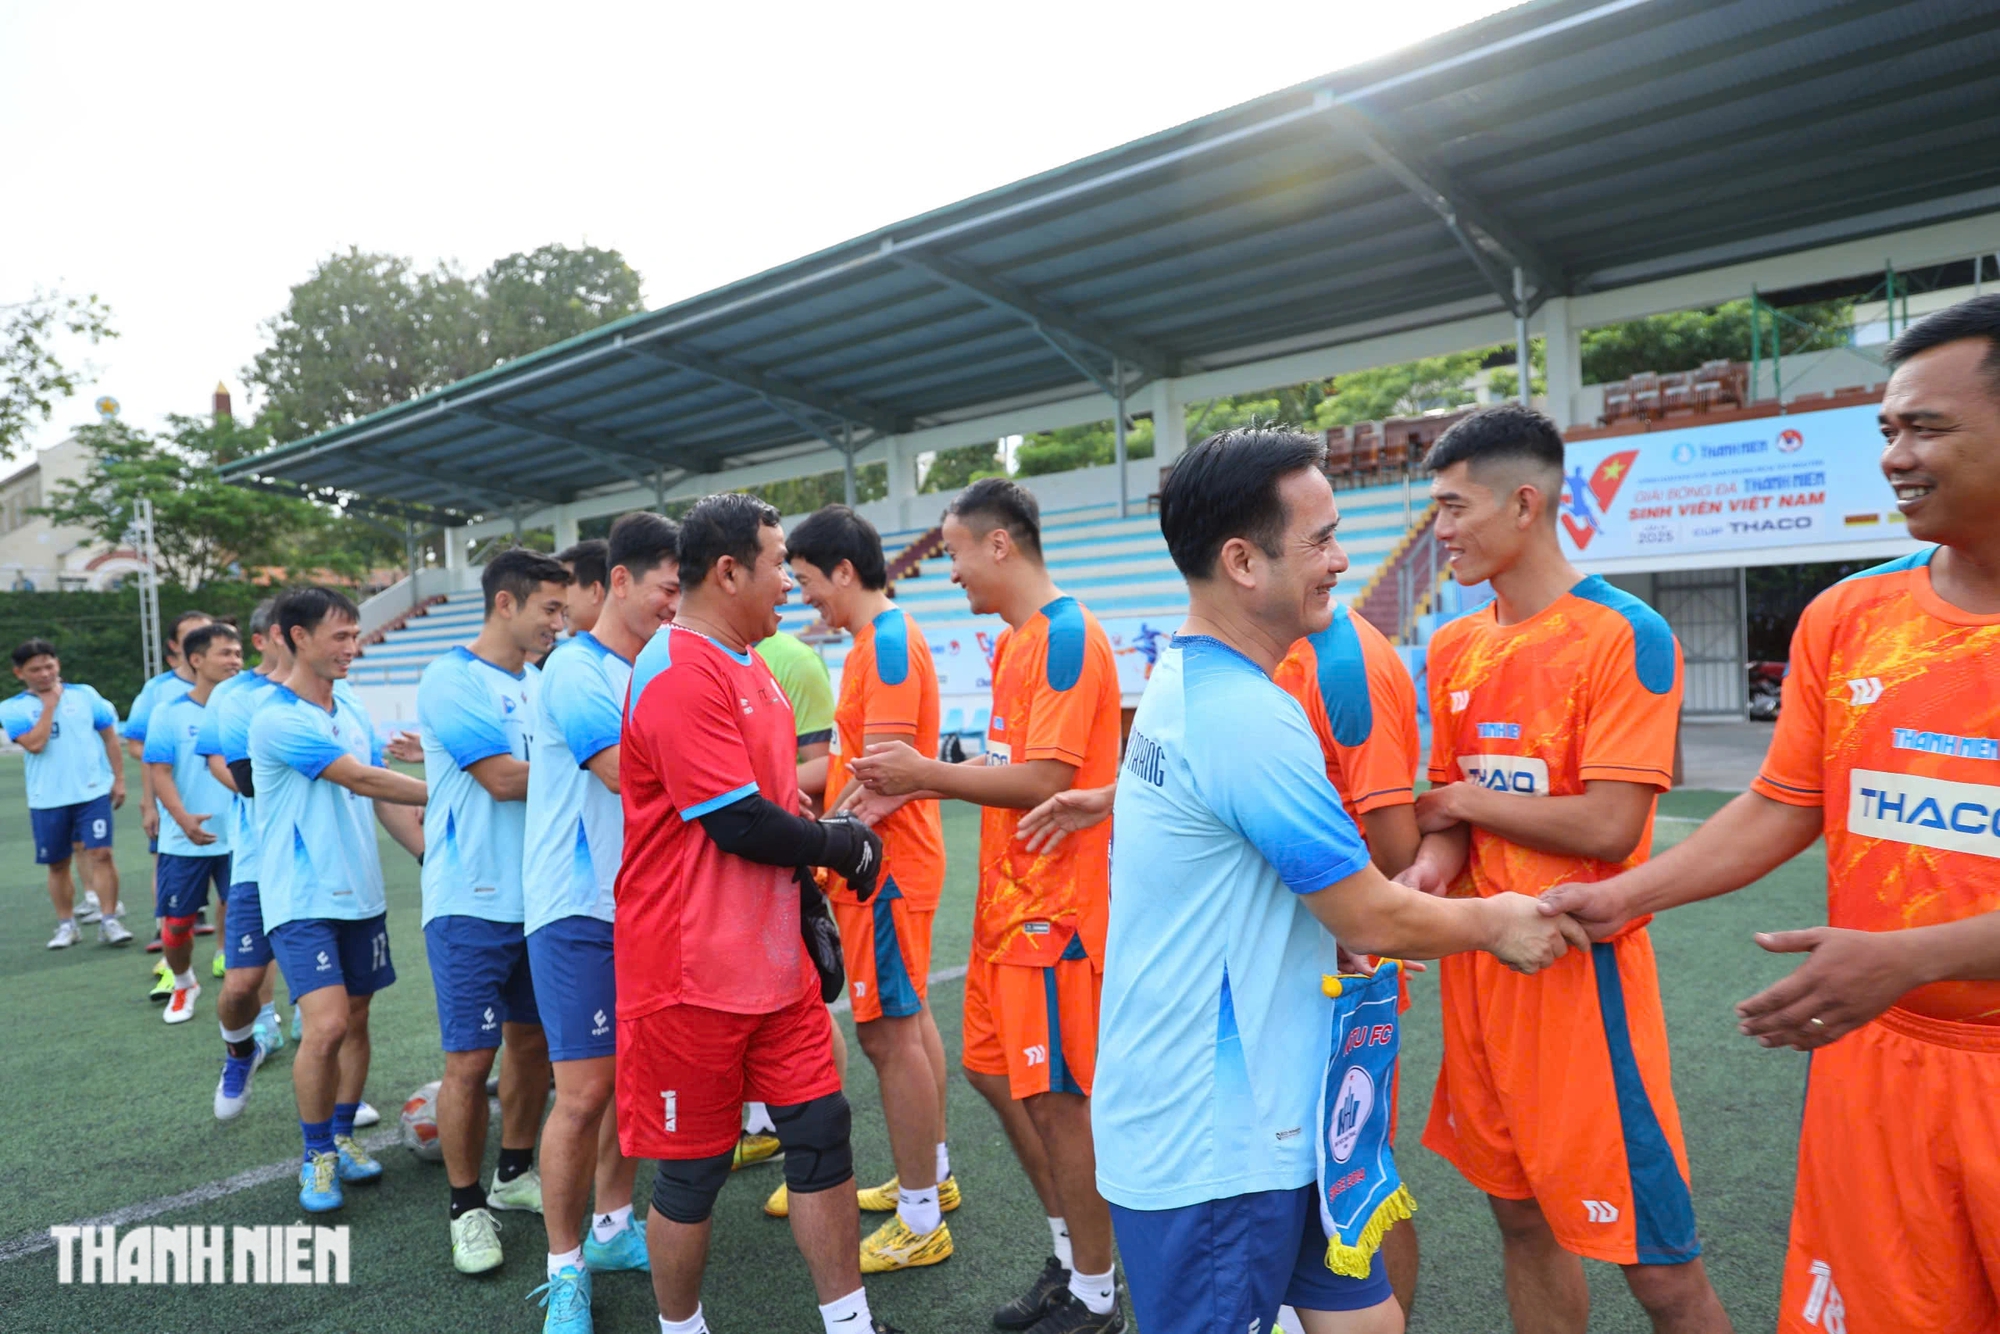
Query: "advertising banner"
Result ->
[[1557, 404, 1906, 563], [926, 613, 1182, 705]]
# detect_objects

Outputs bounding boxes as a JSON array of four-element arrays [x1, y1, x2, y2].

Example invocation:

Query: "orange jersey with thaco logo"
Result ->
[[961, 594, 1121, 1101], [1751, 550, 2000, 1333], [1421, 576, 1700, 1267]]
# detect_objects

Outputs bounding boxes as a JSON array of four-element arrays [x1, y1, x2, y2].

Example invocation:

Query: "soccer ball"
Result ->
[[400, 1080, 443, 1161]]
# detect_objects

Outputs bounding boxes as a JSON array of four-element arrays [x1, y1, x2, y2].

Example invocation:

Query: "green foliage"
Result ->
[[0, 584, 271, 714], [1314, 352, 1489, 427], [2, 290, 116, 459], [745, 462, 887, 517], [919, 443, 1004, 494], [1487, 340, 1545, 401], [1016, 419, 1154, 477], [246, 244, 645, 444], [1580, 298, 1852, 384]]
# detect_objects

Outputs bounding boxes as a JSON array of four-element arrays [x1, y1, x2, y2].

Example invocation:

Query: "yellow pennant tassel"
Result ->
[[1323, 1183, 1417, 1279]]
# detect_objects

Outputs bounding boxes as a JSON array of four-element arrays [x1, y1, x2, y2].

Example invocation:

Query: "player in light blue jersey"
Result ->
[[1091, 430, 1584, 1334], [142, 624, 241, 1024], [251, 587, 427, 1215], [414, 548, 571, 1276], [4, 638, 129, 948], [524, 514, 680, 1330], [124, 609, 215, 965]]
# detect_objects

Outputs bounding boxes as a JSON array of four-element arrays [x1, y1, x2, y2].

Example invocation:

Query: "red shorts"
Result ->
[[832, 894, 933, 1024], [1423, 929, 1698, 1266], [616, 990, 840, 1160], [1778, 1007, 2000, 1333], [962, 946, 1100, 1100]]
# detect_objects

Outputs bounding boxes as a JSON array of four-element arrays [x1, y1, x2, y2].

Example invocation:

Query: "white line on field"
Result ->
[[0, 964, 976, 1264]]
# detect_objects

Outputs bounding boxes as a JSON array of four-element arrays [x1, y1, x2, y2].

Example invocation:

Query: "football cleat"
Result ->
[[858, 1174, 962, 1213], [211, 950, 226, 979], [77, 892, 102, 924], [163, 980, 201, 1024], [334, 1134, 384, 1182], [214, 1053, 257, 1121], [253, 1012, 285, 1055], [149, 960, 174, 1004], [290, 1008, 302, 1043], [994, 1257, 1073, 1330], [581, 1221, 649, 1272], [732, 1132, 780, 1170], [451, 1208, 504, 1274], [859, 1215, 954, 1273], [352, 1100, 380, 1128], [47, 920, 80, 950], [764, 1181, 790, 1218], [98, 915, 133, 946], [487, 1166, 543, 1213], [527, 1263, 592, 1333], [1019, 1293, 1125, 1334], [299, 1151, 344, 1212]]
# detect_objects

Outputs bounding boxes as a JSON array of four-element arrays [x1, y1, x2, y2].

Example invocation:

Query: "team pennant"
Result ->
[[1314, 962, 1415, 1278]]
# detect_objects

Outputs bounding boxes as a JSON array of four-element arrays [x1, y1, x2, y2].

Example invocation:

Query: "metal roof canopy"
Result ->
[[222, 0, 2000, 522]]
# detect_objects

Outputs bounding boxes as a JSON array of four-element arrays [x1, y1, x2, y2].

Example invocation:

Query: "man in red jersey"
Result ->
[[1542, 295, 2000, 1334], [614, 493, 898, 1334]]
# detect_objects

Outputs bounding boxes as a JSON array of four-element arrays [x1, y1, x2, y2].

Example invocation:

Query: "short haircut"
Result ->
[[1424, 403, 1566, 480], [1159, 427, 1327, 579], [1888, 293, 2000, 400], [275, 586, 360, 653], [607, 512, 682, 580], [556, 538, 610, 592], [182, 623, 241, 659], [166, 609, 212, 645], [11, 638, 56, 667], [247, 596, 281, 638], [677, 494, 780, 587], [946, 477, 1043, 561], [481, 546, 574, 615], [785, 505, 887, 590]]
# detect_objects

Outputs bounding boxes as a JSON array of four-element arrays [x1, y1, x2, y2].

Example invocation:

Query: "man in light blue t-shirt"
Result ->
[[251, 587, 427, 1216], [3, 638, 129, 948], [123, 609, 215, 963], [524, 512, 680, 1311], [1091, 429, 1581, 1334], [142, 624, 242, 1024], [415, 547, 570, 1276]]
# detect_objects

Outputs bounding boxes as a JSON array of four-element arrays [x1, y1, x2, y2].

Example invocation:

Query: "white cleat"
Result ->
[[352, 1101, 381, 1128], [47, 919, 81, 949], [163, 981, 201, 1024], [98, 915, 133, 946], [77, 892, 102, 925]]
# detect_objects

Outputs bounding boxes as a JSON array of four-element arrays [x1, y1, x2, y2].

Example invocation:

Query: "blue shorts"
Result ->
[[222, 882, 273, 969], [1110, 1185, 1393, 1333], [155, 853, 230, 918], [270, 915, 395, 1000], [424, 915, 539, 1052], [526, 916, 616, 1062], [30, 795, 114, 864]]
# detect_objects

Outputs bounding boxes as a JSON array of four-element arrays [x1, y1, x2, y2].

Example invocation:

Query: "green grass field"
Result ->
[[0, 756, 1824, 1333]]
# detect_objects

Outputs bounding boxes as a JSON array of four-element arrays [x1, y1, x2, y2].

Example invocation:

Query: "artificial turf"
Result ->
[[0, 757, 1822, 1333]]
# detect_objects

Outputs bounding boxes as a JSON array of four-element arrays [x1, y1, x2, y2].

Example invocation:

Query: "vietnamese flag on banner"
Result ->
[[1561, 449, 1639, 550]]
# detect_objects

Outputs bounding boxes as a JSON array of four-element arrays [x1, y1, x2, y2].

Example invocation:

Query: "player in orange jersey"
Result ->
[[1402, 405, 1731, 1334], [786, 504, 957, 1274], [1542, 296, 2000, 1334], [850, 478, 1125, 1334]]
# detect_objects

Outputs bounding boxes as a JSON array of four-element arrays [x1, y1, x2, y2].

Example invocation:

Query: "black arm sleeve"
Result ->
[[227, 758, 255, 799], [698, 793, 829, 868]]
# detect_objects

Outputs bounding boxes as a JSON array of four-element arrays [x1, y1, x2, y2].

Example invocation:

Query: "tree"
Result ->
[[920, 442, 1005, 494], [38, 417, 325, 588], [3, 290, 116, 459], [1580, 298, 1852, 384], [483, 245, 645, 364], [1016, 419, 1155, 477]]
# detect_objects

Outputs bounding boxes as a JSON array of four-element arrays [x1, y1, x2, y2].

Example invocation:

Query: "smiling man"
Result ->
[[1541, 294, 2000, 1331]]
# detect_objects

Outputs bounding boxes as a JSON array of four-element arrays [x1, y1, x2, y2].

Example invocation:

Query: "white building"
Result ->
[[0, 432, 146, 592]]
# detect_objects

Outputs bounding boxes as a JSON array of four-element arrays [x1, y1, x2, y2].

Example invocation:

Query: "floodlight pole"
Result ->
[[1514, 267, 1531, 408], [134, 496, 163, 681], [1113, 357, 1128, 519]]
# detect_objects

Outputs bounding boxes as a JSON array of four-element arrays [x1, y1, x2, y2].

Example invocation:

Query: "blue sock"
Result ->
[[258, 1001, 278, 1024], [332, 1102, 358, 1140], [302, 1118, 335, 1158]]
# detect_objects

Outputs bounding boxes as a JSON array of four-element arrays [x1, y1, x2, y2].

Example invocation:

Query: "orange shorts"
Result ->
[[962, 942, 1101, 1100], [831, 887, 934, 1024], [1423, 929, 1699, 1266], [1778, 1007, 2000, 1333]]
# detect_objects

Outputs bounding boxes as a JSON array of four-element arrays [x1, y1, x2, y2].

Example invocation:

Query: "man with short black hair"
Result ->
[[1404, 405, 1729, 1333], [617, 492, 898, 1334], [556, 539, 610, 638], [143, 622, 243, 1023], [127, 608, 216, 968], [419, 546, 572, 1273], [3, 639, 128, 948], [850, 476, 1124, 1333], [526, 511, 681, 1333], [253, 586, 427, 1214], [1541, 294, 2000, 1332]]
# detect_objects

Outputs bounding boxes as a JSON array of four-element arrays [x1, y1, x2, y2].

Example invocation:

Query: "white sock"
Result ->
[[592, 1204, 634, 1242], [1048, 1216, 1073, 1270], [935, 1141, 951, 1181], [220, 1020, 256, 1044], [744, 1101, 776, 1135], [897, 1184, 941, 1235], [174, 969, 197, 990], [659, 1307, 708, 1334], [1277, 1305, 1302, 1333], [547, 1246, 582, 1278], [817, 1286, 871, 1334], [1069, 1265, 1116, 1316]]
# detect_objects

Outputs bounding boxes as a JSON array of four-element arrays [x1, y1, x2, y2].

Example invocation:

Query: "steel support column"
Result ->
[[1515, 268, 1532, 408], [1114, 358, 1129, 519]]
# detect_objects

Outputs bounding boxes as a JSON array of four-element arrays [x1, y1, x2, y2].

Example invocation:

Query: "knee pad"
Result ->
[[162, 915, 197, 950], [649, 1148, 734, 1224], [772, 1092, 853, 1194]]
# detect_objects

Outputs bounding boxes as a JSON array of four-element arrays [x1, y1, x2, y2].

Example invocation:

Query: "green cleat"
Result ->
[[451, 1208, 504, 1274], [487, 1167, 542, 1214], [211, 950, 226, 979], [148, 960, 174, 1004]]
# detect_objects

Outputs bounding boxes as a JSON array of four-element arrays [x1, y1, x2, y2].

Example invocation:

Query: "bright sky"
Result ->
[[3, 0, 1516, 456]]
